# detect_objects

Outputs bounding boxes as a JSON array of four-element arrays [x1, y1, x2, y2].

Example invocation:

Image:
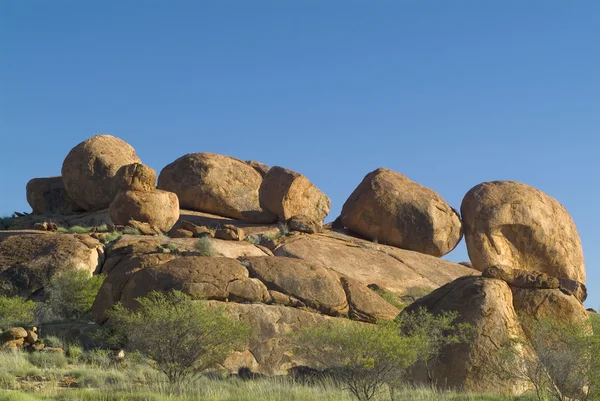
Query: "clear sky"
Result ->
[[1, 1, 598, 307]]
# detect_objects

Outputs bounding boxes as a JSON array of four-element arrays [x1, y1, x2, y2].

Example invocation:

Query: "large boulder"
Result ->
[[402, 276, 530, 394], [274, 233, 477, 297], [259, 166, 330, 224], [113, 163, 157, 192], [340, 168, 462, 257], [26, 177, 84, 215], [0, 234, 104, 299], [109, 190, 179, 233], [158, 153, 276, 223], [461, 181, 585, 283], [241, 256, 349, 316], [62, 135, 142, 211]]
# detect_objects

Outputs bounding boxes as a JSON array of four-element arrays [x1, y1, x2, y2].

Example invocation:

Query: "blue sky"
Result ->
[[1, 1, 598, 307]]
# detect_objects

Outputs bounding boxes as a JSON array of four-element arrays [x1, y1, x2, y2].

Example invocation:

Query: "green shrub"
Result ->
[[106, 290, 249, 383], [0, 296, 36, 329], [101, 231, 123, 244], [368, 287, 407, 311], [65, 343, 84, 360], [0, 371, 16, 390], [396, 307, 474, 384], [56, 226, 69, 233], [44, 270, 105, 320], [165, 242, 179, 252], [80, 349, 112, 368], [27, 351, 68, 369], [68, 225, 93, 234], [194, 237, 215, 256], [43, 335, 64, 349], [68, 367, 125, 388], [294, 321, 420, 401], [122, 227, 142, 235]]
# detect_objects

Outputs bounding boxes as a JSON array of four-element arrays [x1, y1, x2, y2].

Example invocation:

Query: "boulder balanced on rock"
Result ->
[[340, 168, 462, 257], [461, 180, 585, 283], [109, 189, 179, 233], [158, 153, 276, 223], [61, 135, 144, 212], [26, 176, 84, 215], [259, 166, 331, 225]]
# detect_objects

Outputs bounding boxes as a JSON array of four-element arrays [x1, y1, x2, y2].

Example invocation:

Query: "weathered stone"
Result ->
[[26, 177, 84, 215], [0, 234, 104, 299], [0, 327, 28, 342], [179, 221, 214, 237], [274, 233, 477, 297], [461, 181, 585, 283], [340, 168, 462, 257], [339, 276, 399, 323], [288, 215, 322, 234], [62, 135, 142, 211], [109, 190, 179, 233], [241, 257, 348, 316], [227, 278, 270, 303], [402, 277, 529, 394], [259, 166, 330, 224], [26, 329, 38, 344], [511, 287, 588, 328], [483, 265, 560, 289], [114, 163, 157, 192], [215, 225, 245, 241], [245, 160, 270, 177], [158, 153, 276, 223], [168, 228, 194, 238]]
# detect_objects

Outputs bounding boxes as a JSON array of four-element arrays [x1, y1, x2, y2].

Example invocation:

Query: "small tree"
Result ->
[[44, 270, 105, 320], [494, 316, 600, 401], [106, 290, 249, 384], [0, 295, 36, 329], [396, 307, 474, 384], [294, 321, 420, 401]]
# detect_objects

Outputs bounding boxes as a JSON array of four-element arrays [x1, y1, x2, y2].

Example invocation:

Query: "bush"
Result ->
[[27, 351, 68, 369], [194, 237, 215, 256], [0, 296, 36, 329], [0, 371, 16, 390], [43, 270, 105, 320], [106, 290, 249, 383], [397, 307, 474, 384], [294, 321, 420, 401]]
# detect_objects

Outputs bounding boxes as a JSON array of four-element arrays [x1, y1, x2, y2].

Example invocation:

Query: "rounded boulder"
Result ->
[[158, 153, 276, 223], [340, 168, 462, 257], [62, 135, 142, 211], [109, 190, 179, 233], [461, 180, 585, 283]]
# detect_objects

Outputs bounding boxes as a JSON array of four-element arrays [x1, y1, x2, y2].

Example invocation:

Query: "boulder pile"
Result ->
[[1, 134, 588, 393]]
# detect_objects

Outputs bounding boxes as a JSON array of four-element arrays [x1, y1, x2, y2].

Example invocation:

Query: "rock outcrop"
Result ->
[[109, 189, 179, 233], [0, 234, 104, 299], [340, 168, 462, 257], [259, 166, 330, 225], [461, 181, 585, 283], [62, 135, 143, 211], [158, 153, 276, 223], [113, 163, 157, 192], [26, 177, 84, 215]]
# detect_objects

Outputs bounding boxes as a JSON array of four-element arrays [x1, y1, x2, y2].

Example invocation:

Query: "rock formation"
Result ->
[[339, 168, 462, 257], [26, 177, 84, 215]]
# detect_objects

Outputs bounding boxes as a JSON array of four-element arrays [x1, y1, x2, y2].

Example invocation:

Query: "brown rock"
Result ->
[[402, 276, 529, 394], [118, 257, 251, 310], [216, 302, 346, 375], [461, 181, 585, 283], [26, 177, 84, 215], [274, 234, 476, 297], [26, 329, 38, 344], [0, 234, 104, 299], [215, 225, 245, 241], [245, 160, 270, 177], [114, 163, 157, 192], [62, 135, 143, 211], [2, 338, 24, 349], [339, 276, 400, 323], [268, 290, 305, 308], [0, 327, 28, 342], [109, 190, 179, 233], [288, 215, 322, 234], [340, 168, 462, 256], [482, 265, 560, 289], [158, 153, 276, 223], [180, 221, 214, 237], [558, 278, 587, 302], [227, 278, 270, 303], [511, 287, 588, 327], [259, 166, 330, 224], [241, 257, 348, 316], [168, 228, 194, 238]]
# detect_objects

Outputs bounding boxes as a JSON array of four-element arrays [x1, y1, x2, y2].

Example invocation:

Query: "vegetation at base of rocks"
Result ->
[[294, 320, 421, 401], [41, 270, 106, 321], [194, 237, 215, 256], [491, 314, 600, 401], [156, 242, 179, 252], [122, 227, 142, 235], [396, 307, 475, 384], [105, 290, 250, 383], [0, 215, 16, 230], [100, 231, 123, 244], [244, 235, 260, 245], [0, 296, 36, 330], [369, 287, 408, 311]]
